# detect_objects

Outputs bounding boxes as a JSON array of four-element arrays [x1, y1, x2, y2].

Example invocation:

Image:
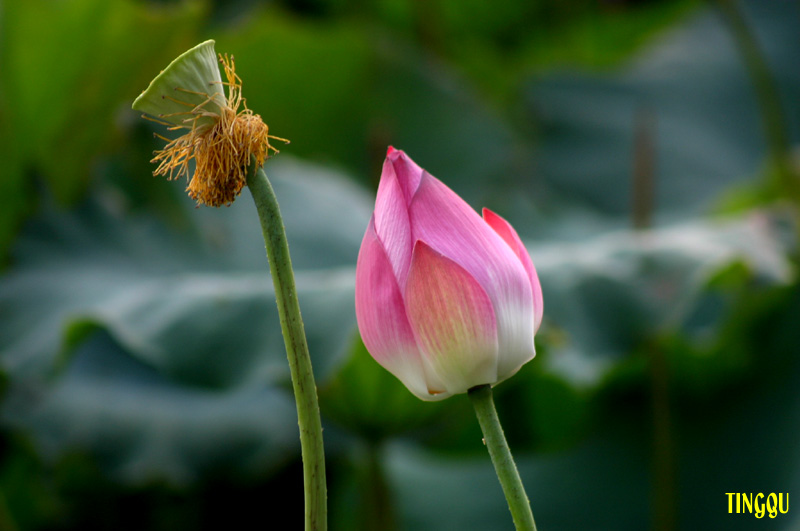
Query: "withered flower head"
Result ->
[[132, 40, 287, 207]]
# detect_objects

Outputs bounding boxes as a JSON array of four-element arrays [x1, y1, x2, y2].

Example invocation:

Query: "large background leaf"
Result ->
[[1, 157, 370, 483]]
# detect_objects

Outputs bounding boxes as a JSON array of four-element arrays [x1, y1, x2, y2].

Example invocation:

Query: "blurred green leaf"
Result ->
[[532, 211, 791, 390], [385, 422, 652, 531], [0, 2, 798, 529], [216, 11, 372, 175], [367, 41, 522, 209], [1, 157, 368, 386], [434, 0, 700, 100], [212, 7, 528, 210], [320, 336, 444, 442], [0, 0, 207, 237], [0, 120, 27, 268], [513, 0, 701, 70], [385, 288, 800, 531], [0, 157, 371, 481], [497, 366, 593, 453], [523, 1, 800, 239], [0, 435, 63, 531], [3, 164, 789, 481], [6, 331, 300, 484]]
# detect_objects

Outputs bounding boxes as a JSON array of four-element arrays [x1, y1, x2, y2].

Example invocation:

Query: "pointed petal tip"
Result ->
[[482, 207, 503, 225], [381, 147, 423, 205], [385, 146, 416, 165]]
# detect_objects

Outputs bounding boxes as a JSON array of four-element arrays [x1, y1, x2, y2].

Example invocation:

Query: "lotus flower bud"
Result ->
[[355, 148, 543, 401]]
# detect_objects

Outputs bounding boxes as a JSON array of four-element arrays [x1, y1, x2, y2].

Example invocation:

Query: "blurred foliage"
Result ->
[[0, 0, 207, 258], [1, 0, 800, 530]]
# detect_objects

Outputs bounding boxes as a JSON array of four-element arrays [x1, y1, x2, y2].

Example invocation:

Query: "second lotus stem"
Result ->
[[246, 160, 327, 531], [468, 384, 536, 531]]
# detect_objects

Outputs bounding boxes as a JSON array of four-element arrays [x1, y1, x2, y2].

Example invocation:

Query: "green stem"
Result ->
[[362, 441, 396, 531], [712, 0, 796, 198], [246, 162, 327, 531], [468, 384, 536, 531]]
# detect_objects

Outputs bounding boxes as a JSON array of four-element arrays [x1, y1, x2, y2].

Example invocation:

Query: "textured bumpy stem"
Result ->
[[468, 384, 536, 531], [246, 161, 327, 531]]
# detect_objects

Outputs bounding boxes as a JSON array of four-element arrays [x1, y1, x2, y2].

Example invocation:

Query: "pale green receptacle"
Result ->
[[132, 40, 226, 131]]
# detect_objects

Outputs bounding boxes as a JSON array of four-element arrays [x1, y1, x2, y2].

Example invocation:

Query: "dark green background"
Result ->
[[1, 0, 799, 529]]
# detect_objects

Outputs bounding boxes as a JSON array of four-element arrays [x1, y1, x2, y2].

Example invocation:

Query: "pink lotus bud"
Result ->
[[355, 147, 543, 401]]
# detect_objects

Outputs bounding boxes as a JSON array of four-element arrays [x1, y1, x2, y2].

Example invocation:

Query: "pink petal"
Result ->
[[408, 173, 536, 380], [355, 218, 443, 400], [483, 208, 544, 333], [408, 172, 524, 291], [371, 148, 426, 288], [404, 240, 499, 396], [374, 157, 413, 285]]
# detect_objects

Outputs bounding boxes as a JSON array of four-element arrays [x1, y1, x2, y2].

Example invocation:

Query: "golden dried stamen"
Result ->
[[148, 53, 287, 207]]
